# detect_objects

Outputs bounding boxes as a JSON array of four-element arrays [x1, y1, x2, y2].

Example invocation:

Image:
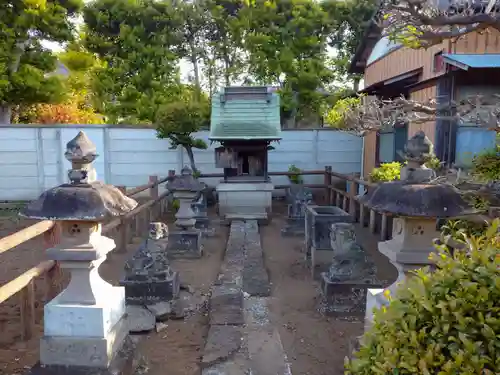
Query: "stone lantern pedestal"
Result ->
[[22, 131, 139, 374], [41, 222, 128, 368], [191, 189, 214, 236], [166, 167, 204, 258], [364, 216, 439, 330]]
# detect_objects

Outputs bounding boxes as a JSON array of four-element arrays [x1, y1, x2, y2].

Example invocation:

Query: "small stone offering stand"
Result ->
[[21, 131, 140, 374], [359, 131, 477, 330]]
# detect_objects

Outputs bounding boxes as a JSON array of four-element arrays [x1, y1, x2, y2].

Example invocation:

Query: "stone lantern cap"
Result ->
[[19, 131, 137, 221], [166, 166, 204, 193], [65, 131, 98, 164], [359, 182, 478, 218]]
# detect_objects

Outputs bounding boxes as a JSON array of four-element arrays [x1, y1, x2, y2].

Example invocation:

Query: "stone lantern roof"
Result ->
[[360, 182, 477, 217], [360, 131, 478, 218], [20, 131, 137, 221], [166, 166, 205, 193]]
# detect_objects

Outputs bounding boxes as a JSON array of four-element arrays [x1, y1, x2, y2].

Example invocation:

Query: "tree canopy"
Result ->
[[0, 0, 83, 123]]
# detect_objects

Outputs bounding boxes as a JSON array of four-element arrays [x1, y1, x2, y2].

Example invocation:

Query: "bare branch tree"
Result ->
[[379, 0, 500, 47], [343, 93, 500, 134]]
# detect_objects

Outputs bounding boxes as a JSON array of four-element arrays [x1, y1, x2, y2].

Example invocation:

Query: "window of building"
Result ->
[[376, 122, 408, 165], [433, 51, 445, 73]]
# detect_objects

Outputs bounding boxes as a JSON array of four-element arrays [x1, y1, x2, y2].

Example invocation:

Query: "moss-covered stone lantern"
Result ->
[[359, 131, 477, 330]]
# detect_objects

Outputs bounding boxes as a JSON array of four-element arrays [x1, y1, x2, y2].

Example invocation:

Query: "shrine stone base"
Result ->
[[166, 230, 203, 258], [122, 271, 180, 305], [216, 182, 273, 223], [28, 334, 139, 375], [320, 273, 383, 317]]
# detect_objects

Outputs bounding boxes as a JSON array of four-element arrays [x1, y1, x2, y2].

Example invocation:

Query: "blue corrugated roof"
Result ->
[[443, 54, 500, 70]]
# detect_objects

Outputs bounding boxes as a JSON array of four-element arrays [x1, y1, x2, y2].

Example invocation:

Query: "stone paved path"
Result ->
[[202, 220, 291, 375]]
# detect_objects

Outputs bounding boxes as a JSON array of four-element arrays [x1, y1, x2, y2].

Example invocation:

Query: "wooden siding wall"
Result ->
[[363, 131, 377, 180], [364, 44, 445, 87], [364, 29, 500, 88], [362, 28, 500, 178], [409, 85, 437, 142], [452, 29, 500, 53]]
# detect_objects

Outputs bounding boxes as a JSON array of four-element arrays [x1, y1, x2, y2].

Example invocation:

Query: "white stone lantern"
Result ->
[[20, 131, 138, 371]]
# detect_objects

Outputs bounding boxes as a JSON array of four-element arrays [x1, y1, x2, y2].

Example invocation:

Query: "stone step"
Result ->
[[245, 297, 292, 375]]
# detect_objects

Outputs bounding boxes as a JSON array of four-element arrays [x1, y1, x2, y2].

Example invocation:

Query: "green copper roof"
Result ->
[[210, 122, 281, 140], [209, 86, 282, 140]]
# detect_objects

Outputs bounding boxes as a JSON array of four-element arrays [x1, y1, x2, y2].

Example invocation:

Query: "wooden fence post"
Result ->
[[116, 186, 129, 253], [43, 223, 63, 302], [335, 191, 341, 207], [149, 175, 159, 199], [359, 203, 366, 227], [380, 213, 388, 241], [20, 279, 35, 341], [348, 180, 359, 220], [324, 166, 332, 204], [369, 209, 377, 233], [149, 175, 159, 220]]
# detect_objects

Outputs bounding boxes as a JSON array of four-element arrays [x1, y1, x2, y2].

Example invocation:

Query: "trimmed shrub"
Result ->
[[346, 220, 500, 375]]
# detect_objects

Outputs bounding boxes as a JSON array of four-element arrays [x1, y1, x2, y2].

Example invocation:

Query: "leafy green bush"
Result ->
[[425, 155, 442, 171], [346, 220, 500, 375], [324, 96, 362, 129], [288, 164, 304, 184], [171, 199, 180, 212], [440, 219, 489, 243], [471, 145, 500, 182], [369, 162, 402, 183]]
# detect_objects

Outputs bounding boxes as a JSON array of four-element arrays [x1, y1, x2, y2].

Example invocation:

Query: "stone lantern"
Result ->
[[359, 131, 477, 330], [21, 131, 138, 372], [166, 166, 204, 258]]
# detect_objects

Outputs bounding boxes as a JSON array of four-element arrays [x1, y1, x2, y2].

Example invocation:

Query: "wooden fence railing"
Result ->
[[0, 175, 170, 341]]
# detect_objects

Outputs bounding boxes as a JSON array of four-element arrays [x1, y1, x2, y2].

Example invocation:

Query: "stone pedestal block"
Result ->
[[216, 182, 273, 221], [167, 230, 203, 258], [44, 285, 125, 338], [320, 273, 383, 317], [40, 316, 129, 368], [320, 274, 369, 316], [122, 271, 180, 305], [28, 335, 139, 375]]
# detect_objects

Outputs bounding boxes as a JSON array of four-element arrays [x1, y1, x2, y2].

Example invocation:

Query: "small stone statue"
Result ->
[[122, 222, 179, 304], [327, 223, 377, 283], [403, 130, 434, 165], [399, 131, 436, 183], [288, 185, 313, 218], [319, 222, 380, 316], [282, 186, 314, 237]]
